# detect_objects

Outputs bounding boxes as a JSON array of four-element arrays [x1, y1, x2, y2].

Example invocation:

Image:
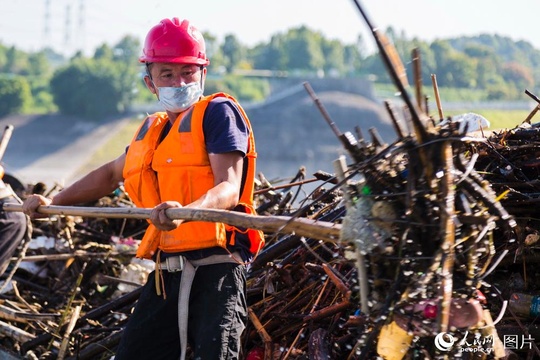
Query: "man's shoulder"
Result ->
[[207, 95, 235, 107], [205, 96, 240, 117]]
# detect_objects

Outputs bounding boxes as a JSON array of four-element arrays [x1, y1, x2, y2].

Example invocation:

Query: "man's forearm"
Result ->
[[52, 162, 123, 206]]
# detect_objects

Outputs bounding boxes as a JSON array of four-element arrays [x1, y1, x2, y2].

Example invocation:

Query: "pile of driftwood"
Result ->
[[2, 109, 540, 360], [3, 3, 540, 360], [2, 75, 540, 360]]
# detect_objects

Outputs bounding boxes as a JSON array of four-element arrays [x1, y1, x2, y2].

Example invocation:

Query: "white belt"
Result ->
[[157, 252, 241, 360]]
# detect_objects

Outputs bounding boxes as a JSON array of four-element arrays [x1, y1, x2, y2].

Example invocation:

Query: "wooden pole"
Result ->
[[523, 89, 540, 124], [431, 74, 444, 121], [412, 48, 423, 113], [438, 141, 456, 333], [0, 319, 34, 343], [3, 203, 341, 243], [523, 105, 540, 124], [57, 305, 82, 360], [0, 125, 13, 162]]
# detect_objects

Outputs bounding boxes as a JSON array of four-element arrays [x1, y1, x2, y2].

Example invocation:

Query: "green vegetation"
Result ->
[[373, 83, 490, 102], [0, 76, 31, 117], [1, 26, 540, 119], [205, 75, 271, 102]]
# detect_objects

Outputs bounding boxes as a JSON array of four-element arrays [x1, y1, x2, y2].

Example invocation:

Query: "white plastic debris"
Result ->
[[112, 257, 154, 297], [440, 112, 490, 133], [27, 236, 56, 250]]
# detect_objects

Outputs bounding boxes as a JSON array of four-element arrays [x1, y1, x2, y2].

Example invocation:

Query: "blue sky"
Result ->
[[2, 0, 539, 57]]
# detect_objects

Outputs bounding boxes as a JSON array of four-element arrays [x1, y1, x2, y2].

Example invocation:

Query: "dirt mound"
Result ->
[[248, 89, 395, 181]]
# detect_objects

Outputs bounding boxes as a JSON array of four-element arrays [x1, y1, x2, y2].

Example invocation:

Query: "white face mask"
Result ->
[[157, 82, 203, 113]]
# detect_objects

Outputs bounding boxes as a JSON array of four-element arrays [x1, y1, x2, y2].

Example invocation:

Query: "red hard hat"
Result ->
[[139, 18, 209, 66]]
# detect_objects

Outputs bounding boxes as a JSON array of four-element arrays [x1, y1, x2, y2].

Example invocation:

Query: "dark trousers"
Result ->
[[0, 196, 27, 277], [115, 262, 247, 360]]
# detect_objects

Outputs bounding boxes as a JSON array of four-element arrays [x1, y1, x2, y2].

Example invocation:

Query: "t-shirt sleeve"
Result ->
[[203, 98, 249, 156]]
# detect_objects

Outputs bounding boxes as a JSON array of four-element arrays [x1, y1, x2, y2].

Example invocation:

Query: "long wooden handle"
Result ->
[[0, 125, 14, 163], [3, 203, 341, 242]]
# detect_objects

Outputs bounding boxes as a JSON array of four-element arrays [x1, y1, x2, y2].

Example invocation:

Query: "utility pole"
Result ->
[[78, 0, 86, 54], [64, 4, 72, 54]]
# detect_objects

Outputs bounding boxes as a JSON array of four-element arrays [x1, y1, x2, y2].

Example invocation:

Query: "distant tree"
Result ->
[[28, 77, 56, 112], [463, 44, 492, 58], [343, 43, 363, 76], [428, 40, 477, 87], [50, 58, 122, 119], [0, 76, 32, 117], [113, 36, 140, 63], [462, 44, 503, 89], [342, 34, 369, 74], [112, 36, 141, 111], [283, 26, 324, 73], [430, 40, 454, 71], [42, 47, 66, 69], [94, 44, 114, 61], [221, 34, 245, 73], [27, 51, 52, 78], [448, 34, 540, 85], [0, 44, 7, 71], [201, 31, 226, 74], [0, 47, 55, 113], [322, 39, 345, 76], [202, 31, 219, 59], [445, 53, 477, 88], [360, 52, 390, 83], [220, 75, 270, 101], [70, 51, 85, 62], [4, 46, 29, 75], [251, 34, 286, 70], [502, 61, 534, 93], [343, 44, 359, 76]]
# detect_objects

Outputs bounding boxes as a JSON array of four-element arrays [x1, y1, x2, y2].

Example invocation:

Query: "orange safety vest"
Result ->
[[123, 93, 265, 259]]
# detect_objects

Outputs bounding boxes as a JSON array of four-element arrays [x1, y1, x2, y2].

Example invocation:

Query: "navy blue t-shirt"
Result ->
[[157, 97, 252, 261]]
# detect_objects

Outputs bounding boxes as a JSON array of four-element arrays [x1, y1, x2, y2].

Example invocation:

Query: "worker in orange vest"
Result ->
[[23, 18, 264, 360]]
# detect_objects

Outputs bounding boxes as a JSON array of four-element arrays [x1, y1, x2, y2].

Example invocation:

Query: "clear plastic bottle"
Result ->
[[508, 293, 540, 317]]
